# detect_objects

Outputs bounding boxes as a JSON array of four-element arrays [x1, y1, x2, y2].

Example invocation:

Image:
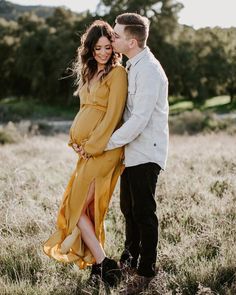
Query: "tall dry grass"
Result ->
[[0, 133, 235, 294]]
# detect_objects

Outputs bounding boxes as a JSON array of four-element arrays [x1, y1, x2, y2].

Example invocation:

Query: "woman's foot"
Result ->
[[89, 257, 121, 287], [60, 227, 80, 254]]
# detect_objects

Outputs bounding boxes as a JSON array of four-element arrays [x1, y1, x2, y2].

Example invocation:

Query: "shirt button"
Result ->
[[154, 143, 157, 147]]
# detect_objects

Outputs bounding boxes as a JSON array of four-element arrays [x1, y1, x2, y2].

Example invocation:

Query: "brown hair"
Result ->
[[73, 20, 121, 88], [116, 13, 150, 48]]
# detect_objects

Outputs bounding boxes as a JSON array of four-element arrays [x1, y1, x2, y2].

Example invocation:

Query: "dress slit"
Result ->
[[43, 155, 123, 269]]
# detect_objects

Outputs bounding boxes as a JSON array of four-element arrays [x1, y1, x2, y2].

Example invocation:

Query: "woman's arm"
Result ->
[[82, 66, 127, 157]]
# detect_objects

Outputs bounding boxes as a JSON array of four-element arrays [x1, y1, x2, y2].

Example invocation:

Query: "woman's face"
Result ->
[[93, 36, 113, 66]]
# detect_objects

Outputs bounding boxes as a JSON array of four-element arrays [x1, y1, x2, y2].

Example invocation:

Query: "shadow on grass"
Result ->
[[202, 102, 236, 114]]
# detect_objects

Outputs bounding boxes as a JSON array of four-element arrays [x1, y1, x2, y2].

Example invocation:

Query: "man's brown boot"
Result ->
[[119, 273, 153, 295]]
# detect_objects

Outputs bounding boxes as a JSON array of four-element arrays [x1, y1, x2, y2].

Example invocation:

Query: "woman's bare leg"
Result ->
[[76, 180, 105, 264], [88, 201, 95, 224], [61, 180, 105, 263], [77, 213, 105, 263]]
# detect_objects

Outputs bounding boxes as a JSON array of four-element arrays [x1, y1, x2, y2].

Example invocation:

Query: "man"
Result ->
[[105, 13, 169, 294]]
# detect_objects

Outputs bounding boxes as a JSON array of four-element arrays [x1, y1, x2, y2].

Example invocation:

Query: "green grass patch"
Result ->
[[170, 100, 194, 113], [203, 95, 230, 108], [1, 96, 235, 122], [170, 95, 236, 115], [0, 97, 78, 122]]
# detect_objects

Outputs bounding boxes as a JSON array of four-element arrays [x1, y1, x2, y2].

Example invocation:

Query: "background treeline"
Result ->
[[0, 0, 236, 106]]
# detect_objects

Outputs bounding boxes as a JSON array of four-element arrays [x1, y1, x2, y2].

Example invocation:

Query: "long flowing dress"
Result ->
[[43, 65, 128, 269]]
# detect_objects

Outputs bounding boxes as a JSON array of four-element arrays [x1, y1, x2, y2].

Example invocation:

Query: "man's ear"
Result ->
[[128, 38, 138, 49]]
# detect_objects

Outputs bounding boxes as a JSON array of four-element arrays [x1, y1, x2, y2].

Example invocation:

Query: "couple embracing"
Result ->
[[44, 12, 169, 294]]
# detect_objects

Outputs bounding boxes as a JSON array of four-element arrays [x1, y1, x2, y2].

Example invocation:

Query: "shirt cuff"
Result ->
[[105, 140, 115, 151]]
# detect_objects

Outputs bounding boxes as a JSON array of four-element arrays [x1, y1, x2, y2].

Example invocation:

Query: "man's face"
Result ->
[[112, 23, 130, 55]]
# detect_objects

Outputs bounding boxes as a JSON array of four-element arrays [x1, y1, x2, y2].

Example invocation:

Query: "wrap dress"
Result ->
[[43, 65, 128, 269]]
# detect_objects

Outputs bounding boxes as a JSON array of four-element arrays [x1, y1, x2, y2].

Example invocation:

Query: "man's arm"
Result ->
[[105, 66, 164, 150]]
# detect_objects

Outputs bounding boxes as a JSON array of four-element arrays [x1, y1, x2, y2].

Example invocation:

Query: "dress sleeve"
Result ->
[[82, 66, 128, 157]]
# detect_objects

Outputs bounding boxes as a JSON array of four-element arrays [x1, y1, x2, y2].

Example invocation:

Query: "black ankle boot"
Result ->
[[87, 263, 102, 288], [91, 263, 102, 276], [89, 257, 121, 287], [100, 257, 121, 287]]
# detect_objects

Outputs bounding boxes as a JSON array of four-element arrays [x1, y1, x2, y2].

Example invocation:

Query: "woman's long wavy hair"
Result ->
[[73, 20, 121, 92]]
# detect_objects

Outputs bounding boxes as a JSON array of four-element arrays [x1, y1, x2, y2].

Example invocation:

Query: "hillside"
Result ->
[[0, 0, 56, 20]]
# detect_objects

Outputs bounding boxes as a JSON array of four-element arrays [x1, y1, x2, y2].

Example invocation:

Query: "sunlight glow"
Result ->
[[7, 0, 236, 29]]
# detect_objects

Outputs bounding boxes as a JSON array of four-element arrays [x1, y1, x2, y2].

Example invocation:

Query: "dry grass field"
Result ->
[[0, 132, 236, 295]]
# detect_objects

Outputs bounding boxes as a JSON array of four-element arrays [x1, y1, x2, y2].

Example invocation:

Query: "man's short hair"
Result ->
[[116, 13, 150, 48]]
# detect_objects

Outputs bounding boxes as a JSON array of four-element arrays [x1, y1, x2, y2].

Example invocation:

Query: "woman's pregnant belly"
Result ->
[[69, 107, 104, 145]]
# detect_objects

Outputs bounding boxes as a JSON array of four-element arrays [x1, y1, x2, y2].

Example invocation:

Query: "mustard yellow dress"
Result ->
[[43, 65, 127, 269]]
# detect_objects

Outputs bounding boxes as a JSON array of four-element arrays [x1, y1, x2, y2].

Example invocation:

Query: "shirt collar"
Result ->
[[126, 47, 150, 69]]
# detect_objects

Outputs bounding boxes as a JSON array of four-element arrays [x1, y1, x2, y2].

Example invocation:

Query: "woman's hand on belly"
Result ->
[[72, 143, 91, 160]]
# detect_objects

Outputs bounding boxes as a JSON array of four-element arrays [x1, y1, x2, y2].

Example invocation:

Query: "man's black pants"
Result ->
[[120, 162, 161, 277]]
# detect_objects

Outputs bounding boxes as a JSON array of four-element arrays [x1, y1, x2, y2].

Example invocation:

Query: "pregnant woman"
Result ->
[[43, 20, 127, 286]]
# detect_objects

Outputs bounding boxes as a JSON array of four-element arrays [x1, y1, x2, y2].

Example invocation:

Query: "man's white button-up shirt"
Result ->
[[106, 47, 169, 170]]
